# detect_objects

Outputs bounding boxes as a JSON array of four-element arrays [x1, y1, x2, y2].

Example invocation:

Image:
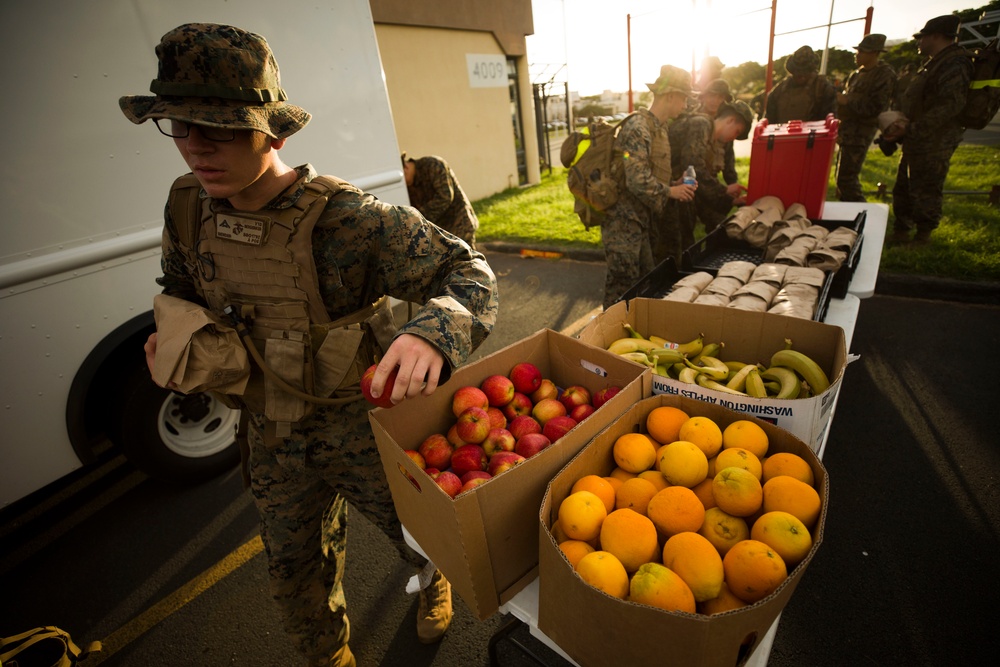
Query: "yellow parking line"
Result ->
[[89, 535, 264, 664]]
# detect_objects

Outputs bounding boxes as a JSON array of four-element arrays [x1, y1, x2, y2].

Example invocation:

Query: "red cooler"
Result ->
[[746, 114, 839, 219]]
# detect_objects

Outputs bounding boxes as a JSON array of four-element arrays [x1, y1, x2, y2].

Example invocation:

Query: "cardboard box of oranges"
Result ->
[[537, 394, 828, 667]]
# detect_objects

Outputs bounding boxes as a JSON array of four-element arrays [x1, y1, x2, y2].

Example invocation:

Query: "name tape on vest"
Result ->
[[216, 214, 266, 245]]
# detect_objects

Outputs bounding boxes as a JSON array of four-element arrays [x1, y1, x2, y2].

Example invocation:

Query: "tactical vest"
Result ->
[[775, 76, 820, 123], [167, 173, 397, 440], [647, 115, 673, 186]]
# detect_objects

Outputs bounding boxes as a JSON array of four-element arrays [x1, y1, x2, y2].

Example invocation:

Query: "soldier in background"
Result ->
[[403, 154, 480, 249], [765, 45, 838, 123], [884, 15, 972, 245], [836, 34, 897, 201], [695, 79, 742, 209], [695, 55, 726, 92]]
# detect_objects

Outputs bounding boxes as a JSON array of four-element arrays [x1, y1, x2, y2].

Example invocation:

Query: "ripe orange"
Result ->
[[657, 440, 709, 488], [645, 406, 690, 445], [572, 474, 617, 514], [698, 506, 750, 557], [751, 510, 813, 567], [715, 447, 763, 481], [661, 531, 725, 602], [761, 452, 815, 486], [612, 432, 658, 473], [637, 469, 670, 492], [678, 416, 723, 459], [723, 538, 788, 603], [609, 467, 638, 483], [722, 420, 769, 459], [575, 550, 630, 600], [628, 562, 696, 613], [762, 475, 822, 529], [599, 508, 660, 573], [698, 581, 749, 615], [603, 475, 624, 495], [558, 490, 608, 542], [558, 539, 596, 569], [712, 466, 763, 517], [646, 485, 706, 539], [691, 477, 717, 510], [614, 477, 659, 515]]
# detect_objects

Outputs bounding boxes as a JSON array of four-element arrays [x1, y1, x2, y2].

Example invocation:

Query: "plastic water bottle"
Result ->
[[683, 165, 697, 186]]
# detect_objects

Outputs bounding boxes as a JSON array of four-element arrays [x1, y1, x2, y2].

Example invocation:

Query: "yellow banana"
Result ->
[[745, 368, 768, 398], [760, 366, 801, 399], [678, 367, 700, 384], [763, 380, 781, 394], [726, 362, 757, 392], [607, 337, 662, 355], [655, 364, 668, 377], [647, 347, 687, 365], [697, 374, 748, 396], [649, 335, 670, 347], [683, 355, 729, 381], [674, 333, 705, 358], [622, 322, 647, 340], [770, 349, 831, 394], [621, 351, 655, 367], [692, 341, 724, 362]]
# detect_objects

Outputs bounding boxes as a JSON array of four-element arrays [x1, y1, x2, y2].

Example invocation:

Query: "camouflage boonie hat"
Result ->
[[647, 65, 697, 97], [699, 79, 733, 102], [719, 101, 754, 140], [914, 15, 960, 38], [119, 23, 310, 139], [855, 33, 887, 52], [785, 46, 820, 75]]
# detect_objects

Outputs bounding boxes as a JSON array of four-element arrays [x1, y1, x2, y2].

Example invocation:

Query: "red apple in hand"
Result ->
[[430, 469, 462, 498], [542, 415, 578, 443], [418, 433, 454, 471], [451, 444, 488, 477], [559, 385, 592, 410], [509, 362, 542, 394], [488, 451, 526, 476], [482, 428, 516, 457], [480, 374, 516, 407], [451, 385, 489, 418], [501, 393, 533, 420], [361, 363, 397, 409], [592, 385, 622, 409], [570, 403, 596, 421], [515, 432, 552, 458], [531, 397, 567, 426], [456, 406, 491, 444], [508, 415, 542, 440]]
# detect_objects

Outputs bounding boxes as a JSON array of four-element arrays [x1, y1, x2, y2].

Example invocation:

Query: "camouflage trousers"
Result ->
[[650, 202, 684, 268], [246, 399, 424, 664], [600, 211, 654, 309], [892, 144, 959, 233], [836, 143, 871, 202]]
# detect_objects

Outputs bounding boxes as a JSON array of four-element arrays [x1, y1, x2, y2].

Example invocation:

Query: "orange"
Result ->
[[645, 406, 690, 445], [612, 432, 658, 473], [698, 581, 749, 615], [751, 511, 813, 567], [599, 508, 660, 573], [550, 518, 570, 544], [603, 475, 624, 495], [762, 476, 822, 529], [661, 532, 724, 602], [609, 467, 637, 483], [637, 469, 670, 492], [572, 474, 617, 514], [678, 416, 723, 459], [712, 466, 763, 517], [657, 440, 709, 488], [558, 490, 608, 542], [715, 447, 763, 481], [691, 477, 716, 510], [575, 550, 630, 600], [723, 538, 788, 603], [722, 420, 769, 459], [558, 539, 596, 569], [628, 562, 696, 613], [698, 506, 750, 557], [761, 452, 815, 486], [646, 485, 706, 539], [614, 477, 659, 515]]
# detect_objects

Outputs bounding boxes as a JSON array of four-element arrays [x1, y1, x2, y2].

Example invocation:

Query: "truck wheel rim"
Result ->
[[157, 393, 239, 458]]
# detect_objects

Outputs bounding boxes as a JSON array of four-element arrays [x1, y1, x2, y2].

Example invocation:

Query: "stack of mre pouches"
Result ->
[[722, 196, 858, 271], [664, 260, 826, 320]]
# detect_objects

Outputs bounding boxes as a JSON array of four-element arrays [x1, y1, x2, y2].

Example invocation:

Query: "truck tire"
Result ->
[[115, 365, 241, 484]]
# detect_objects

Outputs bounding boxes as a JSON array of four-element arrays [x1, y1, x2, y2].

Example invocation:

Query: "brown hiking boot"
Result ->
[[416, 569, 452, 644], [912, 229, 932, 246]]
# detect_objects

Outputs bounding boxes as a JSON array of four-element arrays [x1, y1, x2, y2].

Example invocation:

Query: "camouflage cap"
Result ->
[[699, 79, 733, 102], [785, 46, 820, 75], [119, 23, 310, 139], [718, 101, 754, 140], [646, 65, 697, 97]]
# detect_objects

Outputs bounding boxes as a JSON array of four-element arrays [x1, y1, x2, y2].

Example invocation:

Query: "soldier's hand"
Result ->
[[370, 333, 445, 404], [669, 184, 697, 202]]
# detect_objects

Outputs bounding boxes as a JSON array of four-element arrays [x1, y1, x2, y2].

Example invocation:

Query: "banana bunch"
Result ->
[[604, 323, 704, 373]]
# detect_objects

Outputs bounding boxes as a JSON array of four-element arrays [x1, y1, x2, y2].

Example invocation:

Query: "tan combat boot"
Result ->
[[416, 569, 452, 644]]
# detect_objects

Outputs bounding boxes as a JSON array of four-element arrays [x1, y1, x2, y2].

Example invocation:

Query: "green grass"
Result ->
[[474, 144, 1000, 282]]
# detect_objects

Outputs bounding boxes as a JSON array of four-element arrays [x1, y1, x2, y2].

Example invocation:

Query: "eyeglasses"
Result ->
[[154, 118, 236, 142]]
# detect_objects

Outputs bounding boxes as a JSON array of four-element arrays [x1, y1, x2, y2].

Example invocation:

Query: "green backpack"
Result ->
[[1, 626, 101, 667], [561, 115, 635, 228]]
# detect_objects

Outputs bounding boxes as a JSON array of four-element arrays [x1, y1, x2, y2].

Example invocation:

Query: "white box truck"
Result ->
[[0, 0, 409, 508]]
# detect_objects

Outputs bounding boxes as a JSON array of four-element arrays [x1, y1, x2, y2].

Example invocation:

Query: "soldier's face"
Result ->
[[855, 50, 878, 68], [173, 125, 282, 209]]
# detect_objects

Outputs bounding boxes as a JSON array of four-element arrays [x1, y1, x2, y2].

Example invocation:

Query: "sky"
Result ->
[[527, 0, 979, 96]]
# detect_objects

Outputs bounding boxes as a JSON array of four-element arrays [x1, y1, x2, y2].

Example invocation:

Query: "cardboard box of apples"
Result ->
[[369, 328, 652, 620]]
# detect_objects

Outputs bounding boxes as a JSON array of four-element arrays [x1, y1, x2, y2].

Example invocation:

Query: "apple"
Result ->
[[360, 363, 397, 409], [418, 433, 454, 471], [515, 432, 552, 459], [456, 406, 491, 444], [559, 385, 592, 411], [486, 407, 507, 430], [542, 415, 578, 443], [451, 385, 489, 418], [570, 403, 596, 422], [403, 449, 426, 470], [460, 470, 492, 485], [592, 385, 622, 409], [430, 469, 462, 498], [530, 378, 559, 404], [424, 467, 440, 476], [459, 477, 490, 494], [531, 397, 567, 426], [501, 392, 533, 420], [482, 428, 516, 457], [488, 451, 526, 476], [509, 362, 542, 394], [450, 443, 488, 477], [446, 423, 467, 448], [508, 414, 542, 440], [480, 374, 516, 407]]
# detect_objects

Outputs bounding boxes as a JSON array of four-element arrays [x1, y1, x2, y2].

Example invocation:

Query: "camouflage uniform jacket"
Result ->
[[898, 43, 973, 153], [158, 164, 498, 375], [668, 114, 732, 212], [837, 61, 897, 146], [764, 74, 838, 123], [406, 156, 479, 239], [607, 108, 672, 227], [693, 106, 738, 185]]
